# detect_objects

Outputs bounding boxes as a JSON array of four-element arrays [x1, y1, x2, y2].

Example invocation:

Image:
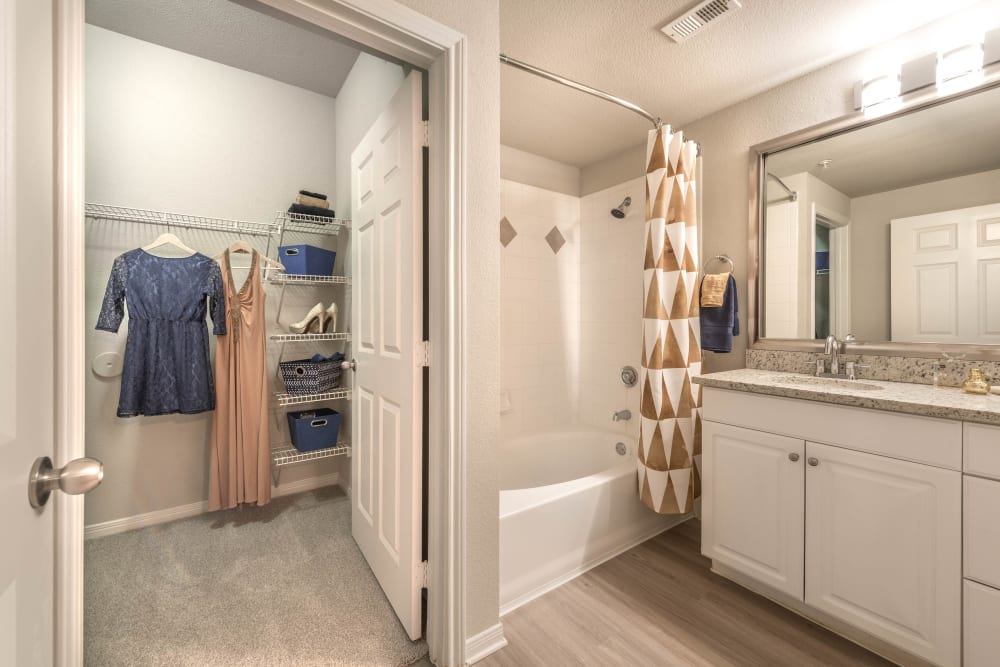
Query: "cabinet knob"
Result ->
[[807, 457, 819, 466], [788, 452, 800, 462]]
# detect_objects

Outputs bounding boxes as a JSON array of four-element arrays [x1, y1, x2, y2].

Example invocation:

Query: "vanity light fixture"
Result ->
[[859, 70, 901, 119], [852, 27, 1000, 112], [936, 39, 985, 94]]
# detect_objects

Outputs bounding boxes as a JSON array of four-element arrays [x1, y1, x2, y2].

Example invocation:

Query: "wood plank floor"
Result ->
[[480, 519, 894, 667]]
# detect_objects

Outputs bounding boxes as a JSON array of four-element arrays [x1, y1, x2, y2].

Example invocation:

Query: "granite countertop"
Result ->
[[693, 368, 1000, 426]]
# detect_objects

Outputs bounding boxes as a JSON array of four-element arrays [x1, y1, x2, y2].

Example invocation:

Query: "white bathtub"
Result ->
[[499, 430, 685, 614]]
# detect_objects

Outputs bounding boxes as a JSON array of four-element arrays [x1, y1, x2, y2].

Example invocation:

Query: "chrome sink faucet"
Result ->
[[822, 333, 856, 376]]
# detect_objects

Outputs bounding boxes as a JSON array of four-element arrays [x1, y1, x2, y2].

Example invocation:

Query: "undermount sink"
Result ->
[[765, 374, 884, 392]]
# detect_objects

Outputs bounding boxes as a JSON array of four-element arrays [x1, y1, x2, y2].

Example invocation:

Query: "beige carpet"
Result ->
[[85, 487, 428, 666]]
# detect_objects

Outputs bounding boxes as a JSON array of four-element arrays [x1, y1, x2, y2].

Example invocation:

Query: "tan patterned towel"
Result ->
[[295, 193, 329, 209], [701, 272, 730, 307]]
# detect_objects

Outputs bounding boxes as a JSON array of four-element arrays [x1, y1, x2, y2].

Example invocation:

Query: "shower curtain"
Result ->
[[637, 126, 702, 515]]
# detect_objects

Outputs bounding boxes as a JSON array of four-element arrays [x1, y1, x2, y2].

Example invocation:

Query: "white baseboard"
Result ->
[[499, 514, 690, 617], [465, 622, 507, 665], [272, 471, 340, 499], [85, 472, 340, 540]]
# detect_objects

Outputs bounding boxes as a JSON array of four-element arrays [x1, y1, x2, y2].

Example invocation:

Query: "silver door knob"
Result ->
[[28, 456, 104, 509], [807, 457, 819, 466], [341, 358, 357, 372], [788, 452, 800, 462]]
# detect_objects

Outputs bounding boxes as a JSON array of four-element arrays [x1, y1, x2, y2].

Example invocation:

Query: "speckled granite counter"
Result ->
[[694, 368, 1000, 426]]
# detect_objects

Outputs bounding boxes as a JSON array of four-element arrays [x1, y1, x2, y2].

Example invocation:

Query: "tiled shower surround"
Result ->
[[500, 179, 582, 439], [499, 176, 646, 441]]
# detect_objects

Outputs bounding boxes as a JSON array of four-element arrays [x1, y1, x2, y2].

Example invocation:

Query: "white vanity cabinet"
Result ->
[[702, 422, 804, 599], [805, 442, 961, 665], [701, 387, 962, 667], [963, 423, 1000, 667]]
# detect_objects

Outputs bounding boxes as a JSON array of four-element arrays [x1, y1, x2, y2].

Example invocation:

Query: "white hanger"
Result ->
[[212, 240, 286, 271], [142, 232, 197, 256]]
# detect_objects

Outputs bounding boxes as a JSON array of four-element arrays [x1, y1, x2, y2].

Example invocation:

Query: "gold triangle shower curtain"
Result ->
[[637, 127, 702, 515]]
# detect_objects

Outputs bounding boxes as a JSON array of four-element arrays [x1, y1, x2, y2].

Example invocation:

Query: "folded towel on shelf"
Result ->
[[700, 272, 730, 307], [700, 273, 739, 353], [298, 190, 327, 201], [296, 193, 329, 209], [288, 204, 337, 219]]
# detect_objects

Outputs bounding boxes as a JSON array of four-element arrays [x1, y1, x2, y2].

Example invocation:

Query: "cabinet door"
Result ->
[[702, 421, 805, 599], [965, 579, 1000, 667], [805, 442, 961, 667], [964, 475, 1000, 589]]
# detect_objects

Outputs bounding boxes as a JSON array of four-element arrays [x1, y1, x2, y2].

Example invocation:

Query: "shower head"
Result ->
[[611, 196, 632, 219]]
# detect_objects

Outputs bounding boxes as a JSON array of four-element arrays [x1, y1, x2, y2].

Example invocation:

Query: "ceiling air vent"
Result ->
[[661, 0, 743, 43]]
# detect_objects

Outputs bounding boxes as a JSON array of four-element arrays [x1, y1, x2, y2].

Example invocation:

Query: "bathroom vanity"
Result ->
[[695, 369, 1000, 667]]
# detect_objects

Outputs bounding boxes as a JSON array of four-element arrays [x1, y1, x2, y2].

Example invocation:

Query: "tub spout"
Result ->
[[612, 409, 631, 422]]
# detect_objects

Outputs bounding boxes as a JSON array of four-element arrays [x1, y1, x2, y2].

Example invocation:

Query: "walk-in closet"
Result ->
[[81, 1, 427, 664]]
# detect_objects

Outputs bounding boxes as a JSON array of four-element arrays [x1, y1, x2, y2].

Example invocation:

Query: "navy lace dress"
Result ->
[[96, 249, 227, 417]]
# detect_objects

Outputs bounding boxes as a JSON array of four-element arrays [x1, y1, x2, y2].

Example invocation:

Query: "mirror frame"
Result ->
[[748, 64, 1000, 360]]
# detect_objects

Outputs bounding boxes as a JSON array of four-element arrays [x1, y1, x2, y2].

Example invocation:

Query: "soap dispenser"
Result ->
[[962, 368, 991, 395]]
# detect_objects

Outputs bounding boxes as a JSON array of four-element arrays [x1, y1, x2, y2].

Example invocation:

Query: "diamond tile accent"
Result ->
[[499, 216, 517, 247], [545, 226, 566, 254]]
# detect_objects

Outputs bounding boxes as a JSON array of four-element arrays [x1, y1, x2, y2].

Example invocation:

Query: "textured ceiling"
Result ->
[[767, 84, 1000, 198], [500, 0, 982, 167], [85, 0, 361, 98]]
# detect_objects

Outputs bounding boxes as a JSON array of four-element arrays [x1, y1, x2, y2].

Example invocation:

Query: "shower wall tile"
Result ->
[[578, 176, 647, 440], [500, 179, 581, 441]]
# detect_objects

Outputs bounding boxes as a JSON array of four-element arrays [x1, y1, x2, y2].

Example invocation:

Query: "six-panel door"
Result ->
[[702, 421, 805, 600]]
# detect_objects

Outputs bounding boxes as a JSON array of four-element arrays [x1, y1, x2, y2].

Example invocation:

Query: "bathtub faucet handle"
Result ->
[[612, 409, 632, 422]]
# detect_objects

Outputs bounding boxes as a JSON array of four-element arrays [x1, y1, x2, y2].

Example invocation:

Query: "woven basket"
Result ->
[[279, 357, 342, 394]]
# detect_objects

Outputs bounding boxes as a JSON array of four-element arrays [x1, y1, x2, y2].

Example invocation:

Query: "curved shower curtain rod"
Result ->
[[499, 53, 701, 153]]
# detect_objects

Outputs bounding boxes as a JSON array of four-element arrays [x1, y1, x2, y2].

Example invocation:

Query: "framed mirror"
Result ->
[[749, 73, 1000, 358]]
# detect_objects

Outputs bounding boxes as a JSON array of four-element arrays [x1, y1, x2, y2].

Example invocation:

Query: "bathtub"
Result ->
[[499, 429, 685, 614]]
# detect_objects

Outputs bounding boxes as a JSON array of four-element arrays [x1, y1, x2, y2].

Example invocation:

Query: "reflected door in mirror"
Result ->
[[891, 203, 1000, 344]]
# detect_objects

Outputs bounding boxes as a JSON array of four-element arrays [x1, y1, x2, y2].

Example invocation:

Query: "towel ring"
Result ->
[[702, 254, 734, 274]]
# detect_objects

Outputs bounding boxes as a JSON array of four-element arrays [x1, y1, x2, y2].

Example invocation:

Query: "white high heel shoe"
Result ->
[[289, 302, 326, 334], [324, 303, 338, 333]]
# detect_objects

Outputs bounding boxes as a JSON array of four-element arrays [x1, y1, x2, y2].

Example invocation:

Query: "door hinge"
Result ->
[[421, 120, 429, 148], [417, 340, 430, 367], [417, 560, 429, 588]]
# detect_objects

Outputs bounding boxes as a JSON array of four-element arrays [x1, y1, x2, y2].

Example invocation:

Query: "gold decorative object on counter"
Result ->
[[962, 368, 991, 395]]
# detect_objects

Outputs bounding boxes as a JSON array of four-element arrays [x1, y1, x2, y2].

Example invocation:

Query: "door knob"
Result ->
[[788, 452, 800, 462], [807, 457, 819, 467], [340, 358, 357, 372], [28, 456, 104, 509]]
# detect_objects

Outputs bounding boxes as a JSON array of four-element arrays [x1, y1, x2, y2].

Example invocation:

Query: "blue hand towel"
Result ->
[[700, 273, 739, 353]]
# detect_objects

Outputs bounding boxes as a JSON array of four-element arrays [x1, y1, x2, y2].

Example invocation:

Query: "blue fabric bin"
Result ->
[[279, 244, 337, 276], [286, 408, 342, 452]]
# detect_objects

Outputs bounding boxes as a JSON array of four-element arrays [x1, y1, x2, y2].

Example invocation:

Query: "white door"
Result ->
[[701, 421, 805, 599], [350, 71, 424, 640], [1, 1, 57, 663], [891, 202, 1000, 343], [804, 442, 961, 667]]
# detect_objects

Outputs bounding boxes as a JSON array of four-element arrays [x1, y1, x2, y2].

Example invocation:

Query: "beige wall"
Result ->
[[850, 167, 1000, 341], [501, 145, 580, 196], [396, 0, 502, 640]]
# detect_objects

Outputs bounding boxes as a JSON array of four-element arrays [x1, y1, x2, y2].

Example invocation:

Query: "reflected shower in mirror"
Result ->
[[760, 83, 1000, 345]]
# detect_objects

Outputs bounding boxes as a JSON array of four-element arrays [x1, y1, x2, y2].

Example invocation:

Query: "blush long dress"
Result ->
[[208, 250, 271, 510]]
